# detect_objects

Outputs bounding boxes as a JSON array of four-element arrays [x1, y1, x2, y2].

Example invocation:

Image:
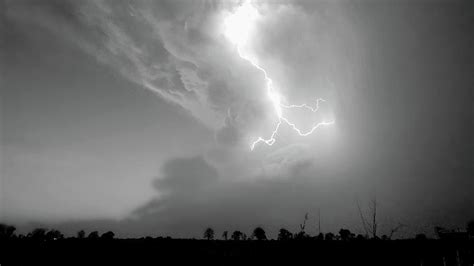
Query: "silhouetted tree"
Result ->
[[45, 229, 64, 241], [77, 230, 86, 239], [294, 213, 310, 240], [0, 224, 16, 239], [278, 228, 293, 241], [203, 228, 214, 240], [324, 232, 334, 241], [294, 231, 309, 240], [29, 228, 47, 241], [101, 231, 115, 240], [252, 227, 267, 240], [231, 230, 243, 241], [299, 213, 309, 233], [222, 231, 228, 240], [356, 234, 366, 241], [381, 235, 389, 240], [339, 229, 354, 241], [88, 231, 99, 239], [356, 197, 378, 239], [242, 233, 248, 241]]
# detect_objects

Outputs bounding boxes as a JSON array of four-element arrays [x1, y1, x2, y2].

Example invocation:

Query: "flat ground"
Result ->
[[2, 239, 473, 265]]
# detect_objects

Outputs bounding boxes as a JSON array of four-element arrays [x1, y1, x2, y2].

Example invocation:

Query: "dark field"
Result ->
[[2, 238, 473, 266]]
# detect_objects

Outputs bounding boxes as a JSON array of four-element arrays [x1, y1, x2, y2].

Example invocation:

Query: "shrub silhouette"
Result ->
[[338, 229, 354, 241], [77, 230, 86, 239], [231, 230, 243, 241], [294, 231, 309, 240], [324, 232, 335, 241], [2, 219, 474, 265], [203, 228, 214, 240], [29, 228, 47, 241], [278, 228, 293, 241], [0, 224, 16, 239], [45, 229, 64, 241], [252, 227, 267, 241], [101, 231, 115, 240], [88, 231, 100, 239]]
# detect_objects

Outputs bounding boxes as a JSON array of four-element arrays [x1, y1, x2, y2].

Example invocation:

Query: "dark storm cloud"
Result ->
[[4, 0, 352, 148], [4, 0, 275, 139]]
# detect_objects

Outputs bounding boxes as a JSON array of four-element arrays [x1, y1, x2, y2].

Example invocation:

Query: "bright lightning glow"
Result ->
[[224, 1, 335, 150], [223, 2, 257, 46]]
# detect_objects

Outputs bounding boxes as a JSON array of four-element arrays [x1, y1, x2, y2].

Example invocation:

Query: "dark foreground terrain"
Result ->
[[2, 238, 473, 265]]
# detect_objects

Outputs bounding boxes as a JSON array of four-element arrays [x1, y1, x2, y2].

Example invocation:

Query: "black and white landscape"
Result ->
[[1, 0, 473, 265]]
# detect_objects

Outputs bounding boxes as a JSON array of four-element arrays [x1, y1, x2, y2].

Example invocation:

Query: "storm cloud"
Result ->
[[4, 0, 350, 147], [2, 0, 473, 238]]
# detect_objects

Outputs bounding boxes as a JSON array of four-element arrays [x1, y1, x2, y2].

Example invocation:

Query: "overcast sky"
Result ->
[[1, 0, 473, 238]]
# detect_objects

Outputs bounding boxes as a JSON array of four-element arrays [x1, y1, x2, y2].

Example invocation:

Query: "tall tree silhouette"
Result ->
[[231, 231, 243, 241], [252, 227, 267, 241], [295, 213, 309, 239], [222, 231, 228, 240], [356, 197, 378, 239], [203, 228, 214, 240]]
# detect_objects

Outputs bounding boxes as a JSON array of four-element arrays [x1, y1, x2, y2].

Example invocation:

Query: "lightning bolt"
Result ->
[[225, 1, 334, 151]]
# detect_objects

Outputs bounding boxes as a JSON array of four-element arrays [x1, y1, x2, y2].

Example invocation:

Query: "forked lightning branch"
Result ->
[[224, 2, 335, 150]]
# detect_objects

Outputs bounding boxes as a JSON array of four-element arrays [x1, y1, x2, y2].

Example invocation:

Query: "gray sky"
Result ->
[[1, 0, 473, 238]]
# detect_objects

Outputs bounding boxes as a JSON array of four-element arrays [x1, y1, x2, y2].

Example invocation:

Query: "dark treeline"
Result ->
[[1, 220, 474, 265]]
